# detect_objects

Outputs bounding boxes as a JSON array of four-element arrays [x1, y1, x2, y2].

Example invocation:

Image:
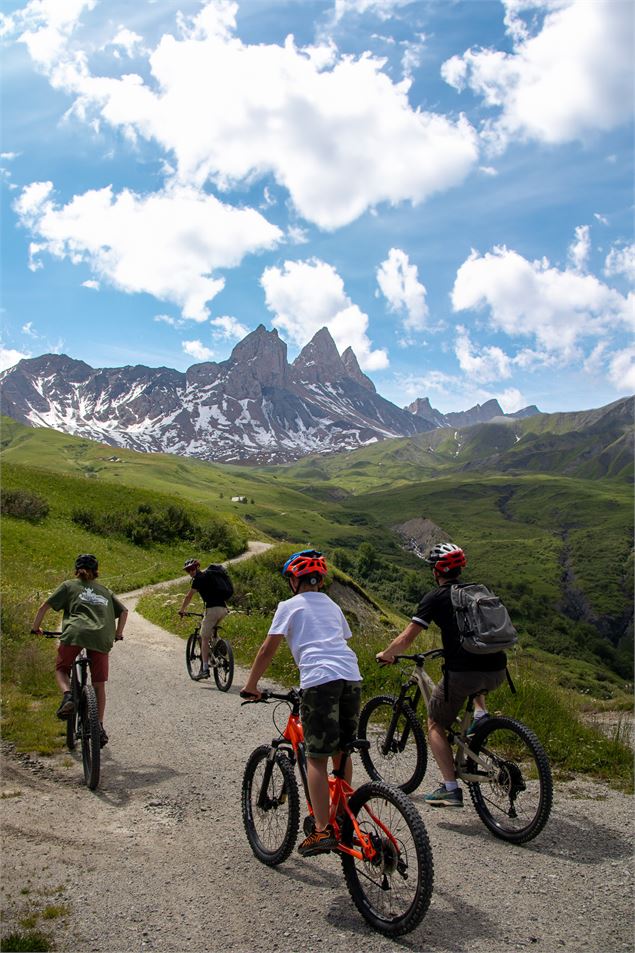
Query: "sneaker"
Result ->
[[424, 784, 464, 808], [194, 667, 210, 680], [99, 725, 109, 748], [467, 713, 489, 736], [298, 824, 338, 857], [56, 691, 75, 719]]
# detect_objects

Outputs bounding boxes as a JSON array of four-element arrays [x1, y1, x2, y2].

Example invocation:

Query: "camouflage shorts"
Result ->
[[301, 680, 362, 759]]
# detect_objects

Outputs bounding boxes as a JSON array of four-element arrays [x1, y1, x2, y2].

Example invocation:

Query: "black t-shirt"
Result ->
[[191, 569, 227, 608], [412, 583, 506, 672]]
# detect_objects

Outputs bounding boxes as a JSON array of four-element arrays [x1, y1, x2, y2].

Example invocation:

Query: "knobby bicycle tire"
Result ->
[[66, 710, 77, 751], [185, 632, 203, 679], [212, 639, 234, 692], [80, 684, 101, 790], [358, 695, 427, 794], [340, 780, 433, 937], [241, 745, 300, 866], [465, 715, 552, 844]]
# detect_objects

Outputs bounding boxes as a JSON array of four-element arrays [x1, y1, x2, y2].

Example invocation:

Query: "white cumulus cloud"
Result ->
[[334, 0, 417, 23], [607, 347, 635, 391], [567, 224, 590, 273], [604, 243, 635, 283], [451, 245, 633, 361], [442, 0, 634, 151], [183, 340, 215, 362], [210, 315, 249, 340], [261, 258, 388, 370], [376, 248, 428, 337], [454, 325, 512, 382], [0, 346, 31, 371], [4, 0, 96, 68], [13, 181, 282, 321], [8, 0, 479, 231]]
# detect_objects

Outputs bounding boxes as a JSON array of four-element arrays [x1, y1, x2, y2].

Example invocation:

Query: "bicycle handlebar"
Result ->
[[40, 631, 62, 638], [239, 688, 301, 706], [179, 611, 204, 618], [377, 648, 445, 665]]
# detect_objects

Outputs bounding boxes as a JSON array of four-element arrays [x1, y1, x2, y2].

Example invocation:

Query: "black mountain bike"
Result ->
[[44, 633, 101, 790], [183, 611, 234, 692], [359, 650, 552, 844]]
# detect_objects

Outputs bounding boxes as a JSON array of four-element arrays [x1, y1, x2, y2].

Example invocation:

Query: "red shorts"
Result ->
[[56, 644, 109, 683]]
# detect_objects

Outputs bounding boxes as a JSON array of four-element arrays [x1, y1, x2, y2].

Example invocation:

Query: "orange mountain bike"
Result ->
[[240, 687, 434, 937]]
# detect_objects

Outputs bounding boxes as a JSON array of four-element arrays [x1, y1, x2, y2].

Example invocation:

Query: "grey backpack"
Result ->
[[450, 583, 518, 654]]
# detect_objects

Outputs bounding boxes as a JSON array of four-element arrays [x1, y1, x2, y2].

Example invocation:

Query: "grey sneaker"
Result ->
[[194, 667, 210, 680], [56, 691, 75, 719], [467, 713, 489, 736], [424, 784, 463, 808]]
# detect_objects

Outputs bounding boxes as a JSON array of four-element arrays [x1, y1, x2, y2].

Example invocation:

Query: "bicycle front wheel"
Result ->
[[79, 685, 101, 790], [466, 715, 552, 844], [358, 695, 427, 793], [341, 781, 433, 937], [185, 632, 203, 679], [212, 639, 234, 692], [241, 745, 300, 866]]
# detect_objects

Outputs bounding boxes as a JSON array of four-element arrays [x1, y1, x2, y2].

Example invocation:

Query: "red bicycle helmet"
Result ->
[[282, 550, 328, 579], [426, 543, 466, 574]]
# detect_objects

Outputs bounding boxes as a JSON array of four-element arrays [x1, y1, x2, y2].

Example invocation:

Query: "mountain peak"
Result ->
[[341, 347, 375, 392], [228, 324, 287, 388], [293, 327, 347, 384]]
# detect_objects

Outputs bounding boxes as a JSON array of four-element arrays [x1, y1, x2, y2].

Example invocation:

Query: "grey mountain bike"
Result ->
[[359, 650, 552, 844]]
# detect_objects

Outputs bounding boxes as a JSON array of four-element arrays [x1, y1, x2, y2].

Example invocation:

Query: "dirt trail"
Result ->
[[1, 542, 633, 953]]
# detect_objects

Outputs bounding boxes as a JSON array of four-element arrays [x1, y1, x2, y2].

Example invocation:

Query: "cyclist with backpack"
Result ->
[[179, 558, 233, 680], [240, 550, 362, 857], [376, 543, 509, 808], [30, 554, 127, 748]]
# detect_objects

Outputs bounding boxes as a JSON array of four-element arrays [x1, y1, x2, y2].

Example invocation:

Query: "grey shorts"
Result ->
[[428, 669, 506, 730], [301, 679, 362, 759]]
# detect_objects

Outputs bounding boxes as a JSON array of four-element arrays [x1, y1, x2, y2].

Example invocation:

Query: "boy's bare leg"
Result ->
[[307, 757, 331, 830]]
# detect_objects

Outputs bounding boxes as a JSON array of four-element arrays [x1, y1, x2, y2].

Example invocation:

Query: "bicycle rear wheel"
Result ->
[[66, 710, 77, 751], [358, 695, 427, 794], [212, 639, 234, 692], [185, 632, 203, 679], [466, 715, 552, 844], [79, 685, 101, 790], [340, 781, 433, 937], [241, 745, 300, 866]]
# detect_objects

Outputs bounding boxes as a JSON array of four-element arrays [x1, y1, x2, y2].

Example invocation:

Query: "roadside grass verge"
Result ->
[[0, 463, 251, 753], [136, 547, 633, 789]]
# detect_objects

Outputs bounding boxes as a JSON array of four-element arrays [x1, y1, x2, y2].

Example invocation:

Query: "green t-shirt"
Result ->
[[47, 579, 126, 653]]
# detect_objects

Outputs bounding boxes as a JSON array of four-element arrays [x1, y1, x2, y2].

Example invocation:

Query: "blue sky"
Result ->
[[1, 0, 633, 414]]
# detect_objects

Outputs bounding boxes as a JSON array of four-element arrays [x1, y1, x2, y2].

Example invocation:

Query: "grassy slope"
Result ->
[[1, 418, 632, 778]]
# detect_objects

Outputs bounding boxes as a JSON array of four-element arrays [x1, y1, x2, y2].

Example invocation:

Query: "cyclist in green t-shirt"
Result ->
[[31, 554, 128, 747]]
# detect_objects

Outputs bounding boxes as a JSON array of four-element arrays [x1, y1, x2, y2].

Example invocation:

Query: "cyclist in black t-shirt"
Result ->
[[376, 543, 506, 808], [179, 558, 230, 680]]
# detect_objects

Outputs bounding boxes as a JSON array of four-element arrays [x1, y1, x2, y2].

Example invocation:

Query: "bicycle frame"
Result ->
[[391, 652, 500, 784], [255, 692, 398, 863]]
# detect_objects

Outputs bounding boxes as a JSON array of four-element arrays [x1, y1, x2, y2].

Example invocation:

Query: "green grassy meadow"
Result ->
[[1, 417, 632, 784]]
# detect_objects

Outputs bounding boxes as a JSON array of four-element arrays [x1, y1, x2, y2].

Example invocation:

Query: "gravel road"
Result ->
[[2, 546, 633, 953]]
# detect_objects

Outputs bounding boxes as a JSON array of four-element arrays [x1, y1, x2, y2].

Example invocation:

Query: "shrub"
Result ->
[[1, 930, 53, 952], [1, 489, 49, 522]]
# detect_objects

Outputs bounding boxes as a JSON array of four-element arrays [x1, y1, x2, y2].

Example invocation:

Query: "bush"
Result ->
[[1, 489, 49, 522], [1, 930, 53, 951]]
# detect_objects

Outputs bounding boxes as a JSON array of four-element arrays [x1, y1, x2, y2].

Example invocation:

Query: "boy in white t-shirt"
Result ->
[[241, 550, 362, 857]]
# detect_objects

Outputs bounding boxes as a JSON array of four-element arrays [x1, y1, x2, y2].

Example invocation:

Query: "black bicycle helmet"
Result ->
[[75, 553, 98, 572]]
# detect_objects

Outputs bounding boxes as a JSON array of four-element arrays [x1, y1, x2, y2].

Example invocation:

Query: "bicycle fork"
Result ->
[[382, 683, 422, 756]]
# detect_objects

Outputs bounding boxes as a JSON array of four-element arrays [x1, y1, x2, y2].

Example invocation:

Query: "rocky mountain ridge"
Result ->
[[0, 324, 542, 464]]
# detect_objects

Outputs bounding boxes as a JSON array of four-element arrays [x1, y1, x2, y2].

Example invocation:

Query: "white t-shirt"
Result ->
[[267, 591, 362, 689]]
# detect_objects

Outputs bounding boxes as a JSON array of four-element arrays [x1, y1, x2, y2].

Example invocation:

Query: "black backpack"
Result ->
[[204, 564, 234, 601], [450, 583, 518, 654]]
